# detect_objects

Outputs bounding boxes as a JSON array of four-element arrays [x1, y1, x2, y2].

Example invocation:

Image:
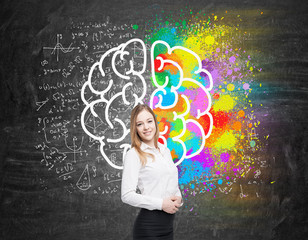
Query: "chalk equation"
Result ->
[[36, 18, 133, 194]]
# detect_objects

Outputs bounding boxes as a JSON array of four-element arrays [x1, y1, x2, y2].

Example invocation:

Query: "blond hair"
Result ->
[[130, 104, 159, 166]]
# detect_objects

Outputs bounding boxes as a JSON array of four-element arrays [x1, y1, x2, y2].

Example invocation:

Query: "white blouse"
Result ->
[[121, 142, 182, 210]]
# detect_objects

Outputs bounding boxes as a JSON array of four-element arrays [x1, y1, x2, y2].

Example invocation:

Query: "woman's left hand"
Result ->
[[170, 196, 183, 207]]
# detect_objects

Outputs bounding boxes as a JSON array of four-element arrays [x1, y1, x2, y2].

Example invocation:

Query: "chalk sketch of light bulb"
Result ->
[[80, 38, 213, 170]]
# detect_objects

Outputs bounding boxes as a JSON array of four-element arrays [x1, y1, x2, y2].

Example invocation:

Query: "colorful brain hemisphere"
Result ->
[[150, 41, 213, 165]]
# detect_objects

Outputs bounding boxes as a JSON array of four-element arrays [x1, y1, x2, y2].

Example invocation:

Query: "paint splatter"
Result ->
[[142, 9, 265, 200]]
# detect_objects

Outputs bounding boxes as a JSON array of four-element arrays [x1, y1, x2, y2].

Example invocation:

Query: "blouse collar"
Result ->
[[140, 141, 166, 152]]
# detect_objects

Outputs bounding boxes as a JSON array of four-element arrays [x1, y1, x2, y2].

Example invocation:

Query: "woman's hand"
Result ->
[[170, 196, 183, 206], [162, 197, 181, 214]]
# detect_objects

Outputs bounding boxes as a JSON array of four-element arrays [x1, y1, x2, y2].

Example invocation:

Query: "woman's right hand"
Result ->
[[162, 197, 181, 214]]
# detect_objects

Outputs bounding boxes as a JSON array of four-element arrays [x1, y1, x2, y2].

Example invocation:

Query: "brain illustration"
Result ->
[[81, 38, 213, 169], [150, 41, 213, 166]]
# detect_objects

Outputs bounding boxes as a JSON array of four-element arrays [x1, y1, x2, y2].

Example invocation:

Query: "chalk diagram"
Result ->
[[63, 136, 87, 163], [36, 97, 49, 111], [80, 38, 213, 170], [43, 34, 80, 62], [76, 164, 91, 190]]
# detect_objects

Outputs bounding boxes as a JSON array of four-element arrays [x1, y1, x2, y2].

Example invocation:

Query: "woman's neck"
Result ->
[[143, 140, 156, 148]]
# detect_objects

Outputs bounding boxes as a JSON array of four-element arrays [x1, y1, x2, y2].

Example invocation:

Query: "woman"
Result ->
[[121, 104, 183, 239]]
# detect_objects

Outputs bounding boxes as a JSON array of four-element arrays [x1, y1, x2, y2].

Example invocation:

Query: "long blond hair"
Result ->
[[130, 104, 159, 166]]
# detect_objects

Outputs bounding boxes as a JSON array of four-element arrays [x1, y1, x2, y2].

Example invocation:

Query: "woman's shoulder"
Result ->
[[123, 147, 142, 166], [125, 146, 136, 154], [158, 142, 170, 153], [124, 147, 139, 159]]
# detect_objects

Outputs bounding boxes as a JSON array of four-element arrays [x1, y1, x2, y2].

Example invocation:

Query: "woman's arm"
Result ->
[[121, 149, 163, 210], [166, 147, 184, 207]]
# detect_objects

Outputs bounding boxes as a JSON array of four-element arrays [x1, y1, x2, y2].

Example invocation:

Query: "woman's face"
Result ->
[[135, 110, 156, 146]]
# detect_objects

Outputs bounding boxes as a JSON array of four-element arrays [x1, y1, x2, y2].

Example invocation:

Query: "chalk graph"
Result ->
[[43, 34, 80, 62]]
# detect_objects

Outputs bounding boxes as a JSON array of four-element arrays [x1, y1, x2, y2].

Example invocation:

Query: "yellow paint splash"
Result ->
[[213, 95, 236, 112], [173, 49, 199, 78], [214, 131, 237, 150], [205, 36, 215, 45], [227, 83, 235, 91]]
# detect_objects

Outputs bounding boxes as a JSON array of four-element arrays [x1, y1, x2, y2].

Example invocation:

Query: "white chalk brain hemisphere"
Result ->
[[81, 39, 213, 169]]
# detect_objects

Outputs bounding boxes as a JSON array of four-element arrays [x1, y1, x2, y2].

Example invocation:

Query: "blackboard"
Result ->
[[0, 0, 307, 239]]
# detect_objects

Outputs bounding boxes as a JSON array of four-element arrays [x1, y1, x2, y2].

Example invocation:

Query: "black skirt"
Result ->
[[133, 208, 175, 240]]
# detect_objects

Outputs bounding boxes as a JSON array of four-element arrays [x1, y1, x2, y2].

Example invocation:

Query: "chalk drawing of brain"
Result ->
[[81, 38, 213, 169]]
